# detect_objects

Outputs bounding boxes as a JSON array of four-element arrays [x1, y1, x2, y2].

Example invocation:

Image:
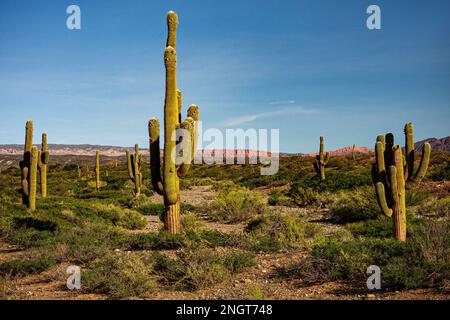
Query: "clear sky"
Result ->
[[0, 0, 449, 153]]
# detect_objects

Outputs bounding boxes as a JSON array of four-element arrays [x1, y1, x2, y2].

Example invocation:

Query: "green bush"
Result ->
[[328, 186, 380, 223], [0, 255, 57, 277], [287, 186, 319, 207], [291, 219, 450, 290], [431, 161, 450, 181], [83, 253, 154, 299], [153, 248, 255, 290], [268, 192, 292, 206], [246, 213, 320, 248], [208, 187, 267, 223], [181, 214, 204, 233]]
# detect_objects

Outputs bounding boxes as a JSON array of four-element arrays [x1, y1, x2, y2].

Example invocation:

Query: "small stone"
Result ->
[[366, 293, 376, 299]]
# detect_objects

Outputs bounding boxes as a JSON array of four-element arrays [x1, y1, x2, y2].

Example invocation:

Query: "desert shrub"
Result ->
[[83, 253, 154, 299], [291, 219, 450, 290], [129, 231, 185, 250], [268, 192, 292, 207], [328, 186, 380, 223], [208, 187, 267, 223], [245, 213, 320, 249], [406, 188, 431, 207], [287, 186, 319, 207], [431, 161, 450, 181], [153, 248, 255, 290], [181, 214, 204, 233], [416, 197, 450, 217], [293, 169, 372, 192], [0, 255, 57, 277], [135, 203, 165, 216], [92, 204, 146, 230]]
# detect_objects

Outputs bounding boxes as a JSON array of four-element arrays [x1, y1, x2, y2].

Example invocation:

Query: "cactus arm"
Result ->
[[404, 123, 415, 181], [163, 46, 179, 205], [324, 152, 330, 165], [375, 182, 393, 217], [413, 142, 431, 183], [187, 104, 200, 162], [24, 121, 33, 153], [148, 118, 164, 195], [28, 146, 38, 211], [126, 150, 135, 182], [177, 117, 194, 177], [166, 11, 178, 49]]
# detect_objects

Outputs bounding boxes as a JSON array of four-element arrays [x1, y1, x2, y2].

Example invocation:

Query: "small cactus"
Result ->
[[19, 120, 38, 210], [351, 144, 356, 161], [77, 165, 82, 178], [37, 133, 49, 198], [148, 11, 200, 234], [95, 151, 100, 190], [313, 136, 329, 181], [126, 144, 143, 197], [372, 123, 431, 241]]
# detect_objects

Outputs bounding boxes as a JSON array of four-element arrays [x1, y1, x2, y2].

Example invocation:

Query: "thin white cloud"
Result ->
[[268, 100, 296, 105], [224, 106, 318, 126]]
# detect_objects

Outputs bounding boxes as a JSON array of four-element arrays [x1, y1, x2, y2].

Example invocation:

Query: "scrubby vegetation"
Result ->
[[0, 151, 448, 299]]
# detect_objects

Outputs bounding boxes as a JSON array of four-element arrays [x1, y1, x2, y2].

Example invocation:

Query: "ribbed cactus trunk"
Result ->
[[148, 11, 200, 234], [38, 133, 49, 198], [372, 123, 431, 242], [20, 121, 38, 211], [95, 151, 100, 191], [314, 136, 329, 181], [126, 144, 142, 197]]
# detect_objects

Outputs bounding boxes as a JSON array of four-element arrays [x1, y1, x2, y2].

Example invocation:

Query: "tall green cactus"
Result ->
[[404, 122, 431, 183], [372, 123, 431, 241], [313, 136, 329, 180], [126, 144, 143, 197], [148, 11, 200, 234], [38, 133, 49, 198], [19, 121, 38, 211], [95, 151, 100, 191]]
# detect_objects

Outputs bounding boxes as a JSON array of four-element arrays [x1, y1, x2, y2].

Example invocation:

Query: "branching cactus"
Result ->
[[313, 136, 329, 180], [148, 11, 200, 234], [126, 144, 143, 197], [37, 133, 49, 197], [95, 151, 100, 190], [372, 123, 431, 241], [19, 121, 38, 211], [404, 122, 431, 183]]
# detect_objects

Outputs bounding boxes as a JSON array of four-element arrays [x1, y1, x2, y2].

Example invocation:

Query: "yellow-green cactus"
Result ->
[[19, 120, 38, 210], [95, 151, 100, 190], [37, 133, 49, 198], [404, 122, 431, 183], [148, 11, 200, 234], [313, 136, 329, 181], [126, 144, 143, 197], [372, 123, 431, 241]]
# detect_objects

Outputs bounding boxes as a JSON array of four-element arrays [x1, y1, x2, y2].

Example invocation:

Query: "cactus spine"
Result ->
[[372, 123, 431, 241], [314, 136, 329, 180], [19, 121, 37, 210], [148, 11, 200, 234], [38, 133, 49, 198], [126, 144, 143, 197], [95, 151, 100, 190]]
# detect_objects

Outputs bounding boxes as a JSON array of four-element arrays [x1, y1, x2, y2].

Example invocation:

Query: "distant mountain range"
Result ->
[[0, 136, 448, 157]]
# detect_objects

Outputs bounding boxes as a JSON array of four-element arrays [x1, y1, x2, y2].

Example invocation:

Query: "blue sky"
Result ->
[[0, 0, 449, 153]]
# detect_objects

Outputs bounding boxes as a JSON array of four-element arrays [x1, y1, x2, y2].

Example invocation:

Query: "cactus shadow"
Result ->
[[13, 217, 57, 232]]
